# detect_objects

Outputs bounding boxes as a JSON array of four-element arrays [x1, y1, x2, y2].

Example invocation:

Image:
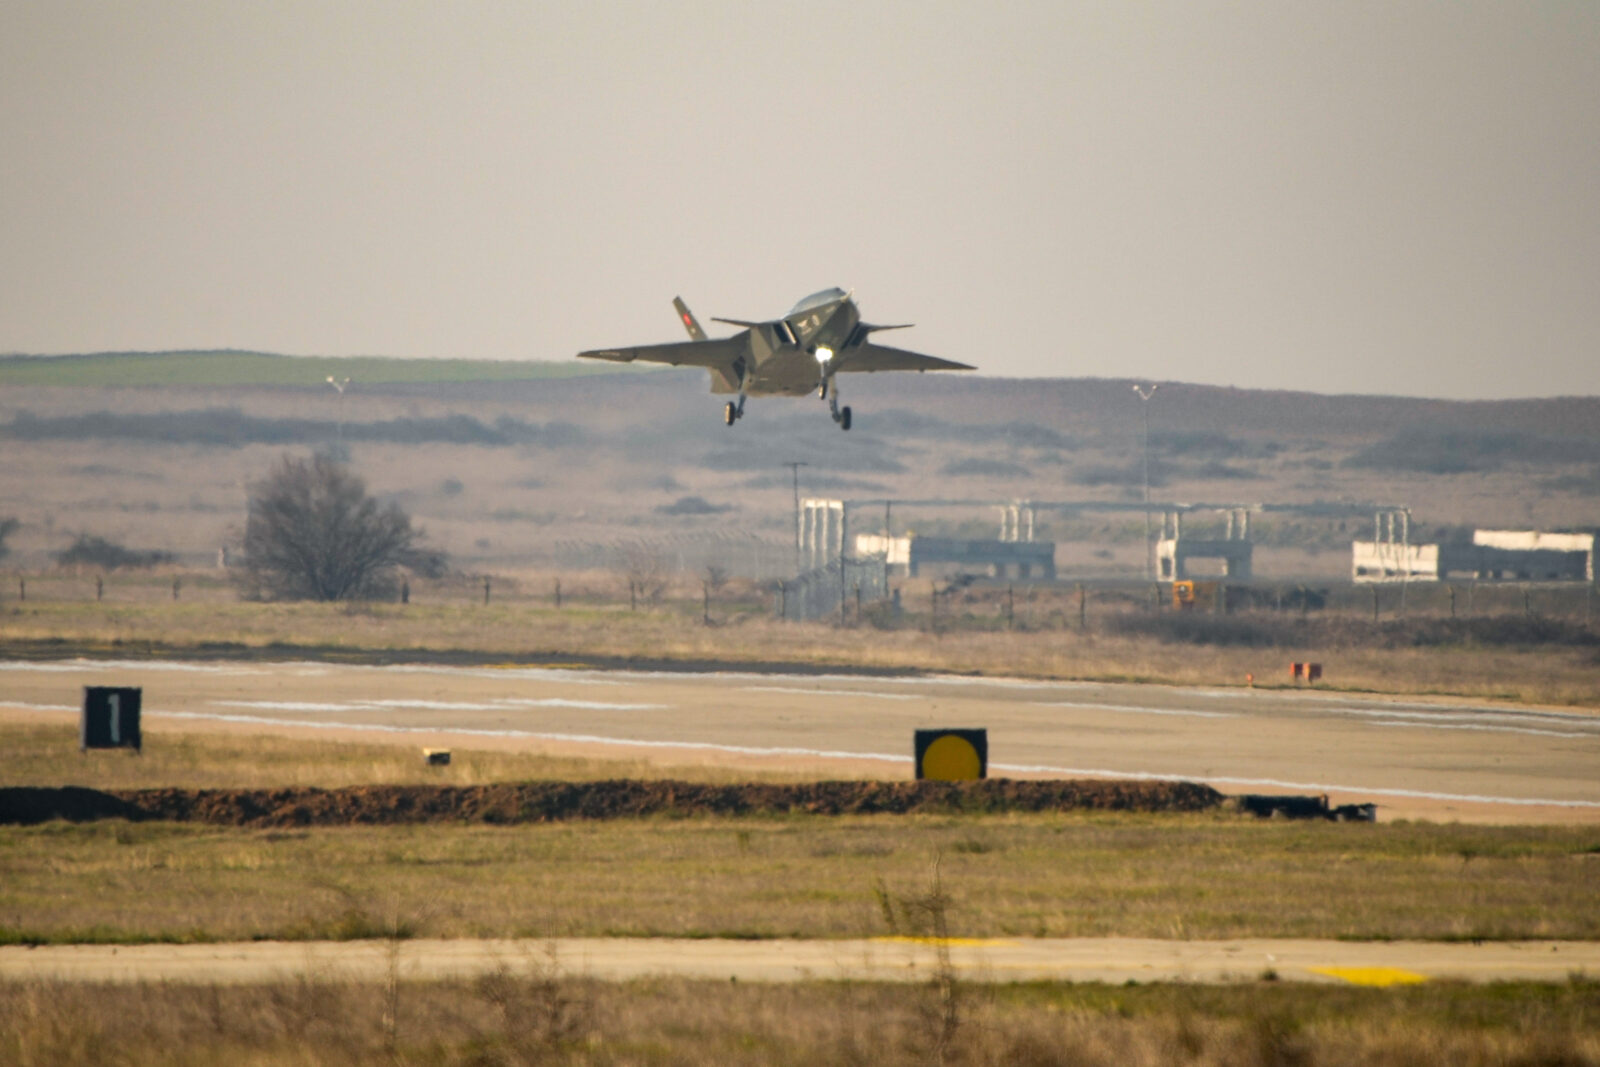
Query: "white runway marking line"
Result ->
[[1029, 701, 1234, 719], [379, 664, 627, 686], [1202, 688, 1600, 722], [1368, 720, 1595, 739], [0, 659, 264, 675], [213, 698, 666, 714], [0, 700, 79, 713], [990, 761, 1600, 809], [744, 686, 920, 701]]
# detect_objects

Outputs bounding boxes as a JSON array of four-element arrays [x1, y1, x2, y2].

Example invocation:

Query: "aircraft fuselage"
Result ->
[[713, 288, 861, 396]]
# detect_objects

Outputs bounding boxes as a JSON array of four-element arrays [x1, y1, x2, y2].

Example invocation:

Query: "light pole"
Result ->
[[326, 376, 351, 453], [784, 461, 808, 574], [1132, 383, 1159, 581]]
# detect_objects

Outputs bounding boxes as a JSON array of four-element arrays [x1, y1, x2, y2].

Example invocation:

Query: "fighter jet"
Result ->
[[577, 288, 974, 430]]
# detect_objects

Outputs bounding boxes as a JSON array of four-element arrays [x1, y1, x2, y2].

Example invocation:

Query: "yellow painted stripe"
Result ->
[[1310, 966, 1426, 987]]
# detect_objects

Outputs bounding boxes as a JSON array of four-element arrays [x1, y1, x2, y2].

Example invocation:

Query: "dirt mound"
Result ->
[[0, 779, 1224, 828]]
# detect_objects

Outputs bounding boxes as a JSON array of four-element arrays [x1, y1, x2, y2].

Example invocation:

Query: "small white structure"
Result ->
[[1156, 508, 1254, 580], [997, 501, 1036, 542], [799, 498, 848, 570], [1472, 530, 1595, 581], [1353, 519, 1596, 583], [853, 533, 911, 569]]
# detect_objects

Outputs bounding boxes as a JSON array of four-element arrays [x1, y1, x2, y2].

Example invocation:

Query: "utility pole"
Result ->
[[784, 461, 808, 574], [1132, 384, 1159, 581], [326, 376, 352, 453]]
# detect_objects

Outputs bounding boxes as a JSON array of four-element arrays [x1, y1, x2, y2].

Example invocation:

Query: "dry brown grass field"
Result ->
[[3, 574, 1597, 707], [4, 974, 1597, 1066]]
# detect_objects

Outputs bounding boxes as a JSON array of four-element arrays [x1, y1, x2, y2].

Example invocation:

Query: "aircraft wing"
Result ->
[[837, 342, 975, 374], [577, 337, 743, 369]]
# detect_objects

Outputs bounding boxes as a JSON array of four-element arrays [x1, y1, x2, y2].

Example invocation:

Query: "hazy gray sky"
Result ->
[[2, 2, 1596, 398]]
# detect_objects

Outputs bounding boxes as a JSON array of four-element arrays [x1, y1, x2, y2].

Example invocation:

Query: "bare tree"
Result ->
[[240, 454, 441, 601], [615, 542, 667, 606]]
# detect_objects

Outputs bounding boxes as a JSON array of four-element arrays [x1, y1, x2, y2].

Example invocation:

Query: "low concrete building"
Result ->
[[1472, 530, 1595, 581], [1352, 517, 1595, 583], [854, 532, 1057, 580], [1155, 508, 1254, 580]]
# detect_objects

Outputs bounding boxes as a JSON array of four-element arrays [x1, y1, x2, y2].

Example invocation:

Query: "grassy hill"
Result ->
[[0, 350, 638, 388], [0, 366, 1593, 576]]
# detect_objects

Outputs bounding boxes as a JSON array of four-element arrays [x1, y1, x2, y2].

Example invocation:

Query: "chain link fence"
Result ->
[[777, 555, 890, 622]]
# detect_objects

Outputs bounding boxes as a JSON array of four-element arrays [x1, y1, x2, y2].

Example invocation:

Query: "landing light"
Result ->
[[814, 346, 834, 364]]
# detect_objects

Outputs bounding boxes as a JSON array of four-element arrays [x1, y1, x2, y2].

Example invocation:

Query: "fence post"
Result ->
[[779, 581, 786, 620], [172, 577, 180, 601], [18, 577, 24, 601], [629, 580, 636, 612], [1078, 584, 1087, 630], [1449, 586, 1456, 618], [554, 579, 561, 609], [1006, 584, 1014, 629], [483, 577, 490, 605], [703, 581, 710, 626], [96, 577, 103, 602], [1371, 585, 1380, 623], [1524, 588, 1532, 618]]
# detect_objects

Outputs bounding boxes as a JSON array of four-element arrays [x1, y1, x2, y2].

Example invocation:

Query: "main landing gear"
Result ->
[[822, 377, 851, 431], [725, 360, 750, 427]]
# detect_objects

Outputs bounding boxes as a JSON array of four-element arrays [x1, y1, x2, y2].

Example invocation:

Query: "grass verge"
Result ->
[[2, 724, 1596, 946], [2, 813, 1596, 945], [1, 973, 1596, 1066]]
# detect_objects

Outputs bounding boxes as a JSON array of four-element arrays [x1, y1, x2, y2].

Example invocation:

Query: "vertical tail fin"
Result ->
[[673, 296, 707, 341]]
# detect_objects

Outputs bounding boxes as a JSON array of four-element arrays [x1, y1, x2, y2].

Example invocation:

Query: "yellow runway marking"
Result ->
[[1311, 966, 1427, 986]]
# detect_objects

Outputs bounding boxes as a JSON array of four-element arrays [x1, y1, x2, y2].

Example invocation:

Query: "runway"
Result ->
[[3, 937, 1595, 986], [4, 658, 1598, 822]]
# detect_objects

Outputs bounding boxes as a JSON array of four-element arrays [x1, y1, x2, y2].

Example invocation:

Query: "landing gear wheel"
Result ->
[[724, 401, 737, 427], [840, 406, 852, 431]]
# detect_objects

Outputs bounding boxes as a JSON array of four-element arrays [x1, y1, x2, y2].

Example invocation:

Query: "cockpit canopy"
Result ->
[[787, 288, 849, 317]]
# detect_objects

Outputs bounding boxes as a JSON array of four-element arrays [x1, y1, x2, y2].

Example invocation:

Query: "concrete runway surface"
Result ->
[[2, 937, 1595, 987], [4, 658, 1598, 822]]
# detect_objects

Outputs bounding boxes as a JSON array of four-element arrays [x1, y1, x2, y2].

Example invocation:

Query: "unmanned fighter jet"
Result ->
[[577, 288, 974, 430]]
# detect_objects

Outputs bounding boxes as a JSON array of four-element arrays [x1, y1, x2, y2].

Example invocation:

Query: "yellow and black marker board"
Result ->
[[914, 728, 987, 781]]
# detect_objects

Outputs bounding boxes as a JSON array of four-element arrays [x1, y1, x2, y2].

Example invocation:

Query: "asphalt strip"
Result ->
[[6, 699, 1598, 810]]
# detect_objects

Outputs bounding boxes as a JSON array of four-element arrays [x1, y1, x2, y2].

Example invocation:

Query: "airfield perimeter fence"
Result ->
[[4, 564, 1598, 642], [541, 533, 792, 582], [777, 555, 891, 623]]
